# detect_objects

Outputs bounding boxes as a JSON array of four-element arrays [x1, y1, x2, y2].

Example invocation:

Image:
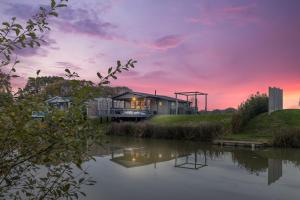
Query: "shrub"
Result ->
[[0, 92, 13, 107], [232, 93, 268, 133], [106, 122, 223, 142], [273, 128, 300, 148]]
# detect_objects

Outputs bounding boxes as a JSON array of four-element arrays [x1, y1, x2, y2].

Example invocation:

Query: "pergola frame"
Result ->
[[175, 91, 208, 114]]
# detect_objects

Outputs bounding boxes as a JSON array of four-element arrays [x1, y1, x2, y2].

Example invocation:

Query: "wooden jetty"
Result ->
[[213, 140, 269, 149]]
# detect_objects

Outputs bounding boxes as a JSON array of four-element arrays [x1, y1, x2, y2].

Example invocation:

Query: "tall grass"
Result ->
[[106, 122, 223, 141], [273, 128, 300, 148], [232, 93, 268, 133]]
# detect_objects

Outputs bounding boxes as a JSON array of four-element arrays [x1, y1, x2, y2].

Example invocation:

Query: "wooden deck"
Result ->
[[98, 109, 152, 120], [213, 140, 268, 149]]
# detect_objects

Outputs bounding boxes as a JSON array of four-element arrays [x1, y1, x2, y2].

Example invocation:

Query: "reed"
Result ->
[[106, 122, 223, 141], [272, 128, 300, 148]]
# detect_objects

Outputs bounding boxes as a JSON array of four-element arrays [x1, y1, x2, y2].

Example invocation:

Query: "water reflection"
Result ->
[[88, 136, 300, 187], [174, 151, 208, 170]]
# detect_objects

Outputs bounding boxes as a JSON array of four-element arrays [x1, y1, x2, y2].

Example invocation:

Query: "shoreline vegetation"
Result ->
[[106, 121, 223, 141], [102, 109, 300, 148]]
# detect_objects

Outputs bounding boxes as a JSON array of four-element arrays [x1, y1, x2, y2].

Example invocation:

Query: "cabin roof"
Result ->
[[112, 91, 188, 103], [45, 96, 72, 104]]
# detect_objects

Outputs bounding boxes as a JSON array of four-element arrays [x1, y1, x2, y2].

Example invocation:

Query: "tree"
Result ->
[[0, 0, 137, 199], [0, 0, 69, 94]]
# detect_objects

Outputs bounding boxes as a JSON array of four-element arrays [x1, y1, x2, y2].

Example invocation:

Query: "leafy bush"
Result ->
[[273, 128, 300, 148], [0, 92, 13, 107], [232, 93, 268, 133], [106, 122, 223, 142]]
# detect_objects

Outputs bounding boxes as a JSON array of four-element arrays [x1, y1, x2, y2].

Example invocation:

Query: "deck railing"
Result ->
[[98, 108, 152, 118]]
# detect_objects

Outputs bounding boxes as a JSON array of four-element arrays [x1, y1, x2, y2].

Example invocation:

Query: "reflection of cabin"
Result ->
[[110, 147, 177, 168], [174, 150, 208, 170], [45, 96, 72, 111]]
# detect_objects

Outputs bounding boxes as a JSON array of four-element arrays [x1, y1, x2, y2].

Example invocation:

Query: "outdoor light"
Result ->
[[132, 97, 136, 101], [158, 154, 162, 158], [132, 157, 136, 162]]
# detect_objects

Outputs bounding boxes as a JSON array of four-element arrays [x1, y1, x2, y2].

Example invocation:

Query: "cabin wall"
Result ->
[[86, 98, 112, 118], [86, 100, 98, 118], [114, 93, 143, 100], [149, 99, 170, 115]]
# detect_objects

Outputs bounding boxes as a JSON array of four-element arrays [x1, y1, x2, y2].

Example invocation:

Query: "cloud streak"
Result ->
[[186, 4, 259, 26], [143, 35, 185, 50]]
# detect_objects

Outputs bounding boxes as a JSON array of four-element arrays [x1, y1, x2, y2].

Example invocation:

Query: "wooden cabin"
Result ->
[[86, 91, 191, 120], [45, 96, 72, 111], [112, 91, 191, 115]]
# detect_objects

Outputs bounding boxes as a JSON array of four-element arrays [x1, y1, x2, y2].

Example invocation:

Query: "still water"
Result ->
[[82, 137, 300, 200]]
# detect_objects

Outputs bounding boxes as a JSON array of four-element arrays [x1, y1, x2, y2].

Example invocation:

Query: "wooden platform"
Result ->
[[213, 140, 268, 148]]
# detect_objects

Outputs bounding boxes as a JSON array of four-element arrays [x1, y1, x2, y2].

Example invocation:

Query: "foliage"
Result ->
[[0, 92, 99, 199], [0, 92, 13, 107], [21, 75, 132, 102], [0, 0, 137, 199], [0, 0, 68, 93], [0, 70, 11, 93], [231, 93, 268, 133], [96, 59, 137, 85], [106, 122, 223, 141], [23, 76, 64, 95]]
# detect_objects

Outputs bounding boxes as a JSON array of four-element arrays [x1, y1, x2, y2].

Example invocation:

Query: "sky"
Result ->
[[1, 0, 300, 110]]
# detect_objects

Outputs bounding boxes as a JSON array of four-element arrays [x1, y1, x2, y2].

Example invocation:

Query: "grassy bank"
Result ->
[[150, 113, 232, 133], [223, 109, 300, 143], [103, 109, 300, 146]]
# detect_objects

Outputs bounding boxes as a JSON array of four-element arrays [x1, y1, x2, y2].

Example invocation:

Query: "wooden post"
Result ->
[[175, 93, 178, 115], [195, 94, 198, 112], [205, 94, 208, 112], [194, 151, 197, 169]]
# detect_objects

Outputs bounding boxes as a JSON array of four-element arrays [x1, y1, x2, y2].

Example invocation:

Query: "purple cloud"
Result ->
[[4, 2, 119, 41], [4, 2, 44, 19], [15, 34, 58, 58], [147, 35, 185, 50], [55, 62, 82, 71], [186, 4, 259, 26], [55, 19, 116, 40]]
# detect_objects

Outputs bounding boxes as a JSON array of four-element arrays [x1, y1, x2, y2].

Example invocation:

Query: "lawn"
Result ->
[[150, 113, 233, 134], [150, 113, 232, 125]]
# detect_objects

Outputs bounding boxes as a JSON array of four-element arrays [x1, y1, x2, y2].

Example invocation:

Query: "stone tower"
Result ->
[[268, 87, 283, 114]]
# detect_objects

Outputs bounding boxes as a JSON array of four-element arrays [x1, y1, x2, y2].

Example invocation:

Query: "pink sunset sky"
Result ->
[[1, 0, 300, 110]]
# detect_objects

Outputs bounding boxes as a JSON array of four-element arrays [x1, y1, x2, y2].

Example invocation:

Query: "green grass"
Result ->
[[150, 113, 232, 125], [223, 109, 300, 142], [150, 113, 233, 134], [150, 110, 300, 143]]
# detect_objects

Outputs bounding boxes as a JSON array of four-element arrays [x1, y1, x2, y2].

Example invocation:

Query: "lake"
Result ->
[[82, 137, 300, 200]]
